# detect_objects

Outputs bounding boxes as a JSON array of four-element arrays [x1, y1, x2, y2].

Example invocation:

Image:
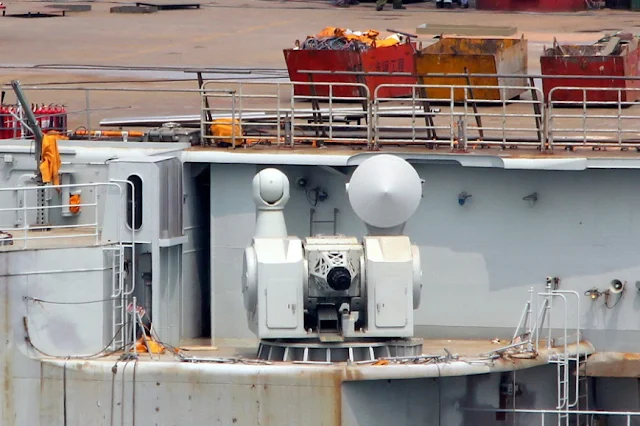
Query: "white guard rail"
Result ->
[[201, 80, 371, 148], [7, 80, 640, 152], [0, 181, 127, 250], [463, 408, 640, 426], [548, 86, 640, 150], [0, 86, 205, 139], [373, 83, 544, 151]]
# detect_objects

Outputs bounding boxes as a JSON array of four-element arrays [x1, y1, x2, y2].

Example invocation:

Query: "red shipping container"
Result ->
[[283, 41, 417, 99], [476, 0, 585, 12], [541, 38, 640, 103]]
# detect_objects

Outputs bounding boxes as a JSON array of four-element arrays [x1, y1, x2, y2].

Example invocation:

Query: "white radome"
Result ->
[[347, 155, 423, 229]]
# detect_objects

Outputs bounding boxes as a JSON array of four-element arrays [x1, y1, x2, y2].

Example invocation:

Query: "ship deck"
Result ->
[[40, 337, 594, 380], [176, 337, 532, 359], [0, 227, 105, 251], [186, 143, 640, 159]]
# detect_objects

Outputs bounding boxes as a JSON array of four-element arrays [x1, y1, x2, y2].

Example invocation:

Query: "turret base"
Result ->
[[256, 338, 423, 363]]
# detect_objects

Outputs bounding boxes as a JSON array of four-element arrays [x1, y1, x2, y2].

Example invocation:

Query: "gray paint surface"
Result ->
[[209, 163, 640, 352], [3, 141, 640, 425]]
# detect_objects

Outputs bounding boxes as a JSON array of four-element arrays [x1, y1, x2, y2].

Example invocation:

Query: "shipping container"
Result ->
[[476, 0, 585, 12], [414, 36, 528, 102], [540, 35, 640, 104], [284, 41, 417, 99]]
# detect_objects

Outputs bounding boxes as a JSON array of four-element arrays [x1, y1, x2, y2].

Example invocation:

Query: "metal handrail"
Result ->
[[201, 80, 371, 148], [6, 80, 640, 152], [548, 86, 640, 149], [372, 83, 544, 150], [297, 69, 640, 81], [109, 178, 136, 297], [0, 181, 126, 250], [462, 407, 640, 425], [0, 86, 206, 138]]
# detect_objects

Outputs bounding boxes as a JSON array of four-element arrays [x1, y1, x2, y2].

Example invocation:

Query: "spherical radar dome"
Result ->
[[252, 168, 290, 206], [347, 155, 422, 229]]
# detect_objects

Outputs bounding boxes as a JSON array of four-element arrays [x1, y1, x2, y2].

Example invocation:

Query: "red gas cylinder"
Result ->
[[52, 104, 62, 132], [48, 104, 56, 132], [35, 104, 44, 134], [47, 104, 56, 132], [7, 106, 17, 138], [0, 105, 7, 140], [59, 104, 68, 133], [42, 104, 51, 134]]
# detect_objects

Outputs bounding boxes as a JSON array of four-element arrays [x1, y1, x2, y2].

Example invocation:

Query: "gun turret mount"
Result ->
[[242, 156, 424, 362]]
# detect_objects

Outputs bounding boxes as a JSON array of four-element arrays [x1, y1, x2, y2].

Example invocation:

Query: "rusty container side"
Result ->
[[541, 40, 640, 104], [476, 0, 585, 12], [496, 38, 529, 99], [623, 41, 640, 99], [283, 49, 363, 98], [283, 43, 417, 100], [414, 37, 528, 102], [360, 42, 417, 99]]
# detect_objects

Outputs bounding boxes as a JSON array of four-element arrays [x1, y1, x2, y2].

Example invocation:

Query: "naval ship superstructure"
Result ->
[[1, 72, 640, 426]]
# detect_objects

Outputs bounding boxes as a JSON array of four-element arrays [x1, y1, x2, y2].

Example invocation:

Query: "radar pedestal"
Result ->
[[242, 157, 424, 362]]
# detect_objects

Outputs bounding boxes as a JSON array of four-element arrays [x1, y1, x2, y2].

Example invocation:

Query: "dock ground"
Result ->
[[0, 0, 636, 80], [0, 0, 639, 151]]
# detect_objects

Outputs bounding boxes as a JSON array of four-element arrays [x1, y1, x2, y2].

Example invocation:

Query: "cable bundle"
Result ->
[[301, 37, 371, 51]]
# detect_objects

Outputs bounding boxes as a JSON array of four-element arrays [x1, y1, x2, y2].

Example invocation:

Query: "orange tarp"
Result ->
[[39, 133, 67, 185], [312, 27, 400, 48]]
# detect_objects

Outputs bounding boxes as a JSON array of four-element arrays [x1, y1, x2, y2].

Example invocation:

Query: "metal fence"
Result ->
[[463, 407, 640, 426], [200, 80, 371, 147], [0, 181, 126, 250], [373, 83, 544, 150], [7, 78, 640, 152], [548, 86, 640, 150], [0, 85, 204, 137]]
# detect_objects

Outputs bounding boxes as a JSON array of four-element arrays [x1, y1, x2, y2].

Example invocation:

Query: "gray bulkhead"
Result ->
[[211, 161, 640, 353], [3, 138, 640, 425]]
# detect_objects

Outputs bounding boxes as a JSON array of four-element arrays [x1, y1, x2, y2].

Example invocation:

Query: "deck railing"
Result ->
[[462, 407, 640, 426], [548, 86, 640, 150], [0, 181, 126, 250], [200, 81, 371, 147], [5, 76, 640, 152], [372, 83, 545, 150]]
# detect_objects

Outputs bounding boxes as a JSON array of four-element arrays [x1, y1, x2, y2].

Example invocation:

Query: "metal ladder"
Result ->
[[105, 244, 126, 350], [553, 352, 571, 426], [576, 358, 590, 426], [309, 208, 339, 236], [553, 354, 589, 426], [532, 281, 581, 426]]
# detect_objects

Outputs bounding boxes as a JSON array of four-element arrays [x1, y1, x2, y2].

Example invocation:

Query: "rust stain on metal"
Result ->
[[584, 352, 640, 378], [415, 36, 528, 101], [332, 369, 343, 426], [342, 364, 364, 382]]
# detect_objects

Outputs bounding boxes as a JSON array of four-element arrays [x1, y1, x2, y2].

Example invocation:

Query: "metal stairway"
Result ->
[[528, 279, 583, 426], [553, 353, 589, 426], [105, 244, 127, 350], [576, 358, 589, 426], [553, 351, 572, 426]]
